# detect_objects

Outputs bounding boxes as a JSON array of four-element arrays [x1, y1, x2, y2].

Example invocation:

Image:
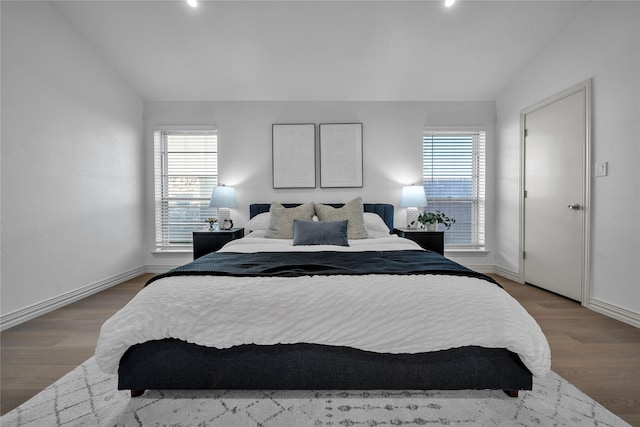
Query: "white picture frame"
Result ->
[[272, 124, 316, 189], [319, 123, 363, 188]]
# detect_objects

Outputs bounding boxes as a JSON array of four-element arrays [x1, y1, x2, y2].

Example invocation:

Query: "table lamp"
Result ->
[[209, 185, 237, 228], [399, 185, 427, 228]]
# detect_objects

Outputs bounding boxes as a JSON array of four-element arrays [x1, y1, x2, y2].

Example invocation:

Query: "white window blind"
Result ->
[[154, 130, 218, 249], [422, 131, 485, 248]]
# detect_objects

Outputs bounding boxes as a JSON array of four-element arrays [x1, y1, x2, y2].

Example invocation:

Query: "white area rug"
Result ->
[[1, 357, 630, 427]]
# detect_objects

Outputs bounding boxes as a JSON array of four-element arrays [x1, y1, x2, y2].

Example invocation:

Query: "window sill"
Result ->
[[444, 248, 489, 256], [152, 248, 193, 256]]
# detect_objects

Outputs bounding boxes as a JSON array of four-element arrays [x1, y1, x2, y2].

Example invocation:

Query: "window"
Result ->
[[422, 130, 485, 248], [154, 130, 218, 249]]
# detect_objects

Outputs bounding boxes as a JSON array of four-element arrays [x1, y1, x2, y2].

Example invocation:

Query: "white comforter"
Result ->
[[95, 234, 551, 377]]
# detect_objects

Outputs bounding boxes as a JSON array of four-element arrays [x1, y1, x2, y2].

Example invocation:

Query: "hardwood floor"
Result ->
[[496, 275, 640, 426], [1, 274, 152, 416], [1, 273, 639, 425]]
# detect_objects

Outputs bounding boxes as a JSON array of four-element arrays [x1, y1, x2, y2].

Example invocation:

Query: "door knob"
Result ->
[[567, 203, 580, 210]]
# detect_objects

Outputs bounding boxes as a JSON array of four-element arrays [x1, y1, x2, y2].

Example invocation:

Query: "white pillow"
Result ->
[[244, 212, 271, 232], [363, 212, 391, 238]]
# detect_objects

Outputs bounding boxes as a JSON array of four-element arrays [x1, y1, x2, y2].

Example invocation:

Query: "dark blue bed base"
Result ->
[[118, 202, 532, 397]]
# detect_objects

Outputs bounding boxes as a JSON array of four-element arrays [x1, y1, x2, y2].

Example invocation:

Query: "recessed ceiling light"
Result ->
[[187, 0, 198, 8], [445, 0, 456, 7]]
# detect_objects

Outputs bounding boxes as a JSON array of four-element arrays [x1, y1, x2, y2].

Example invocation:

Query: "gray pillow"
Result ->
[[293, 220, 349, 246], [314, 197, 368, 239], [264, 202, 315, 239]]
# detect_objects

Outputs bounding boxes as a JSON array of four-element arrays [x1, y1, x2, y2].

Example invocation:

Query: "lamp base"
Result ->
[[218, 207, 231, 222], [406, 207, 420, 229]]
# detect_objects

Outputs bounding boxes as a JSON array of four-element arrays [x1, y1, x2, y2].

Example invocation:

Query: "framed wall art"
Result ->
[[319, 123, 363, 188], [272, 124, 316, 188]]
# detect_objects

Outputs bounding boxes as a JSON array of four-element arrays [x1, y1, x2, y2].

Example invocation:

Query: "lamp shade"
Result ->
[[209, 185, 237, 208], [399, 185, 427, 208]]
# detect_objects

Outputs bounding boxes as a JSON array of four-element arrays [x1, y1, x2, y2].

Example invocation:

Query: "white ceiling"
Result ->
[[49, 0, 590, 101]]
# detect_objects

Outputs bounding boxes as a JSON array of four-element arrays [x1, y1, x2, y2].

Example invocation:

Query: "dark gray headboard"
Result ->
[[249, 203, 395, 231]]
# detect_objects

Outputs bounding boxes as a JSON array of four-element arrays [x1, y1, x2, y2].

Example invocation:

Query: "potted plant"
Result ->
[[416, 211, 455, 231], [205, 217, 218, 231]]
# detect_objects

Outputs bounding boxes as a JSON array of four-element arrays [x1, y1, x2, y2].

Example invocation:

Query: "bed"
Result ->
[[95, 201, 550, 398]]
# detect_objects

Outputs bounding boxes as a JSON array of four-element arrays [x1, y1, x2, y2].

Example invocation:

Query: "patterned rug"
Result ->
[[1, 357, 629, 427]]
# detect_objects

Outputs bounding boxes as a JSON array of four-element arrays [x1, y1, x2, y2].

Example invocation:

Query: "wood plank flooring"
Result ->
[[1, 273, 639, 425], [1, 274, 152, 416], [497, 275, 640, 426]]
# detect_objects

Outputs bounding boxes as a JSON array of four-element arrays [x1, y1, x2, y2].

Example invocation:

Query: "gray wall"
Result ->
[[1, 2, 145, 319], [143, 101, 496, 270], [495, 2, 640, 320]]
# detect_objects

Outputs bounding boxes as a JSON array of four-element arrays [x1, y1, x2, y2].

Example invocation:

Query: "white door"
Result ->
[[523, 84, 589, 302]]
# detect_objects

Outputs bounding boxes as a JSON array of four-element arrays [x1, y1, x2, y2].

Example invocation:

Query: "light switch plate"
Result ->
[[596, 161, 608, 177]]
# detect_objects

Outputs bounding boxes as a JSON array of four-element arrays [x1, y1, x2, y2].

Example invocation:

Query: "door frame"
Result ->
[[519, 79, 592, 306]]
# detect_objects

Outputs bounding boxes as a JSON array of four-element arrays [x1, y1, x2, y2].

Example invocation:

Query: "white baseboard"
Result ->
[[589, 297, 640, 328], [493, 266, 522, 283], [0, 266, 145, 331], [465, 265, 495, 274], [464, 265, 523, 284]]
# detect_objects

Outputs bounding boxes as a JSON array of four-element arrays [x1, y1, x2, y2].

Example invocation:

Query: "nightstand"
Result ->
[[192, 228, 244, 259], [393, 228, 444, 255]]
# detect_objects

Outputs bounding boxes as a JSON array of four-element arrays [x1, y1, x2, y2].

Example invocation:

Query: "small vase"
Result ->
[[427, 223, 437, 231]]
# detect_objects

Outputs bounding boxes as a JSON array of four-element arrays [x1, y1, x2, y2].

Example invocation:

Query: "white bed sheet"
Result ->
[[221, 231, 423, 252], [95, 235, 551, 378]]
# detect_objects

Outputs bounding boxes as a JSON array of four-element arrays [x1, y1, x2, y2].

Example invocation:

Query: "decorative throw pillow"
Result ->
[[293, 220, 349, 246], [314, 197, 368, 239], [264, 202, 315, 239]]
